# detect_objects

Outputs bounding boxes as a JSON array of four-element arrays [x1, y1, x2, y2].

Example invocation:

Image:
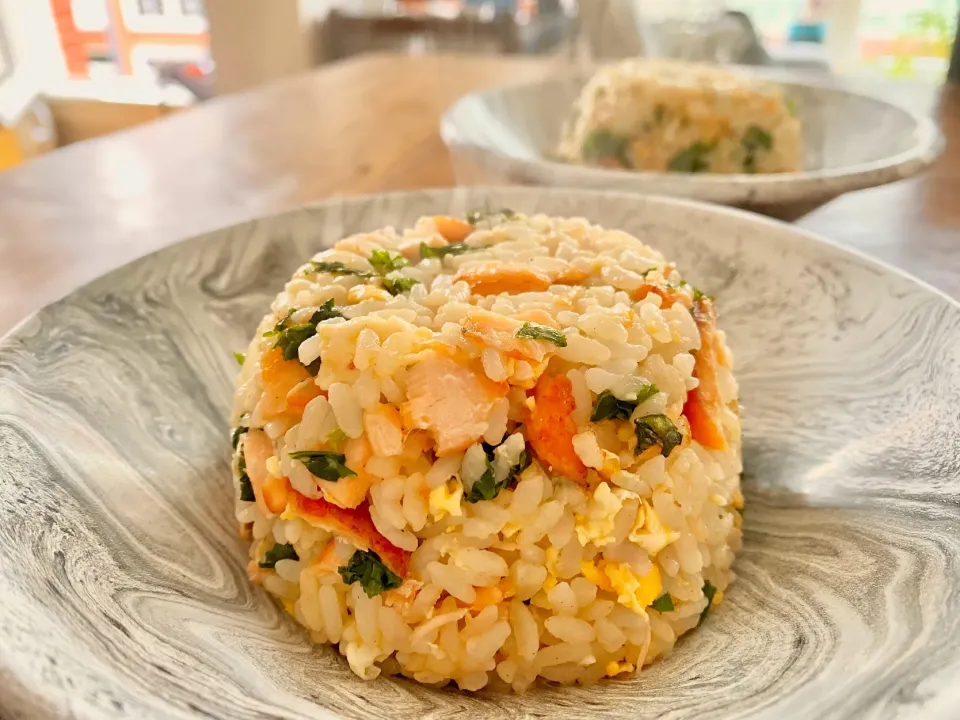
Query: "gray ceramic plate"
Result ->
[[2, 188, 959, 720], [441, 70, 943, 220]]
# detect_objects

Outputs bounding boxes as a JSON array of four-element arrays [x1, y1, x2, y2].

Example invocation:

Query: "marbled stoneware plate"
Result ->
[[441, 69, 943, 221], [1, 188, 959, 720]]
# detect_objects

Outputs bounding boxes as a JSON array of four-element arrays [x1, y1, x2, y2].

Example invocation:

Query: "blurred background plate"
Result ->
[[441, 68, 944, 220], [2, 187, 960, 718]]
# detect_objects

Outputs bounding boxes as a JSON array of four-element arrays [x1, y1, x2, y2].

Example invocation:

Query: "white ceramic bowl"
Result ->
[[441, 69, 943, 220]]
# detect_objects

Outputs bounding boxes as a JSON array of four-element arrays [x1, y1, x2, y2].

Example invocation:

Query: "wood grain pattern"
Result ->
[[0, 55, 957, 337], [1, 188, 959, 719]]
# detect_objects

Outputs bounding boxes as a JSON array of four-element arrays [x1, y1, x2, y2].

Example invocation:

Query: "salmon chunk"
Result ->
[[287, 490, 411, 577], [526, 374, 589, 485], [243, 429, 290, 515], [460, 308, 548, 363], [402, 350, 505, 456], [432, 216, 474, 244], [684, 298, 728, 451], [258, 346, 312, 419], [456, 262, 552, 296]]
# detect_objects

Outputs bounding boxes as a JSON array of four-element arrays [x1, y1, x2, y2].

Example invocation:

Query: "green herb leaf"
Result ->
[[237, 447, 255, 502], [465, 447, 531, 503], [381, 276, 421, 296], [274, 322, 318, 361], [653, 105, 666, 124], [515, 322, 567, 347], [269, 300, 344, 363], [742, 125, 773, 152], [634, 414, 683, 458], [741, 125, 773, 173], [466, 208, 519, 225], [698, 580, 717, 625], [369, 249, 408, 275], [338, 549, 403, 597], [419, 241, 477, 260], [591, 385, 658, 422], [309, 261, 373, 277], [263, 308, 295, 338], [668, 141, 714, 173], [582, 129, 632, 168], [468, 457, 497, 504], [238, 475, 255, 502], [231, 425, 248, 450], [786, 97, 798, 117], [651, 592, 674, 612], [288, 450, 357, 482], [233, 351, 246, 366], [311, 298, 344, 323], [259, 542, 298, 569]]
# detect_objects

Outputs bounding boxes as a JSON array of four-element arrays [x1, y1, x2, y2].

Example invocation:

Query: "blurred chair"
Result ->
[[576, 0, 647, 61], [577, 1, 830, 72], [155, 60, 216, 102], [321, 9, 521, 61]]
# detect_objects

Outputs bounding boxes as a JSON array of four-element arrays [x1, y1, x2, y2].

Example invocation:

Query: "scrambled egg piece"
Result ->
[[580, 560, 613, 592], [575, 482, 623, 546], [428, 479, 463, 521], [545, 546, 561, 577], [599, 450, 621, 481], [605, 562, 662, 614], [282, 598, 297, 617], [605, 660, 635, 677], [500, 522, 521, 538], [629, 499, 680, 555], [265, 455, 282, 478], [732, 489, 744, 509]]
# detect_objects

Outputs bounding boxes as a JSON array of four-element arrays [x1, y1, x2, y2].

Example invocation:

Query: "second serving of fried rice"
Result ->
[[230, 209, 743, 691]]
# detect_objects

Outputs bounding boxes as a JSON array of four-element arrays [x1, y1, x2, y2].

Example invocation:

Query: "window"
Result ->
[[137, 0, 163, 15], [71, 0, 109, 31], [0, 17, 10, 83], [86, 49, 120, 79], [40, 0, 209, 102], [181, 0, 204, 16], [728, 0, 957, 80]]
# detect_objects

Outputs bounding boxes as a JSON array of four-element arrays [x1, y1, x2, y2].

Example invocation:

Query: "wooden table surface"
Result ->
[[0, 53, 958, 334]]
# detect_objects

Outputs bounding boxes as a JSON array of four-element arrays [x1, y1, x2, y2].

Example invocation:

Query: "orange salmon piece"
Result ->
[[433, 216, 474, 244], [684, 297, 728, 451], [287, 490, 410, 578], [526, 374, 588, 485], [286, 378, 323, 411], [260, 346, 312, 418], [460, 308, 547, 363], [243, 429, 290, 515], [456, 262, 552, 296], [402, 350, 505, 456]]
